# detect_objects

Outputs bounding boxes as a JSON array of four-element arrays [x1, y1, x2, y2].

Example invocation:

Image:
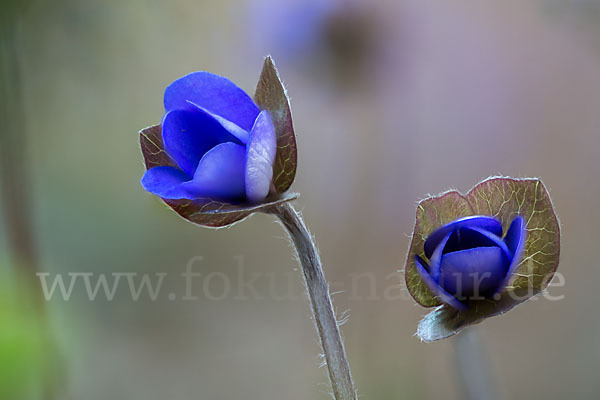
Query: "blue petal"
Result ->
[[245, 110, 277, 203], [187, 101, 250, 144], [443, 227, 511, 259], [504, 216, 526, 258], [424, 216, 503, 258], [415, 255, 468, 311], [493, 216, 527, 296], [439, 247, 509, 298], [181, 142, 246, 200], [429, 231, 453, 282], [162, 108, 241, 177], [141, 166, 192, 199], [164, 72, 260, 132]]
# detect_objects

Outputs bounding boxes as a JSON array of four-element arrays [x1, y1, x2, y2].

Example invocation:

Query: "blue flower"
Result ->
[[414, 215, 527, 310], [405, 178, 560, 341], [141, 72, 277, 203]]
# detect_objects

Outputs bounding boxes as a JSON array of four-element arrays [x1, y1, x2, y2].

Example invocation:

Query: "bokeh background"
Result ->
[[1, 0, 600, 399]]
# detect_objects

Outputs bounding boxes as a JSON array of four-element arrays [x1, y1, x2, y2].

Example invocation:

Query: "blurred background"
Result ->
[[1, 0, 599, 398]]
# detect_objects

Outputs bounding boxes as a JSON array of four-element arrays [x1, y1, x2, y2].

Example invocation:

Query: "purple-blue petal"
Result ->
[[429, 231, 453, 282], [181, 142, 246, 200], [187, 101, 250, 144], [162, 108, 241, 177], [245, 110, 277, 203], [504, 216, 526, 258], [493, 216, 527, 296], [439, 247, 509, 298], [415, 255, 468, 311], [164, 72, 260, 132], [141, 166, 192, 199], [443, 227, 511, 259], [424, 216, 503, 259]]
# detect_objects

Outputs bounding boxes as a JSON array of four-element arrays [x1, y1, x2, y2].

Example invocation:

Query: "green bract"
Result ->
[[405, 177, 561, 341]]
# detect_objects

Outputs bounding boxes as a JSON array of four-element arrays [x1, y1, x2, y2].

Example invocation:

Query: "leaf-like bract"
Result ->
[[405, 191, 473, 307], [254, 56, 297, 194]]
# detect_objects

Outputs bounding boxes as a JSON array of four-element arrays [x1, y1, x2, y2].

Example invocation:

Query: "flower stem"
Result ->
[[455, 328, 499, 400], [269, 202, 357, 400]]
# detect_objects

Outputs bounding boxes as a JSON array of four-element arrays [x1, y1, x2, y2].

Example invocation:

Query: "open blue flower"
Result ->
[[414, 215, 527, 310], [141, 72, 277, 203]]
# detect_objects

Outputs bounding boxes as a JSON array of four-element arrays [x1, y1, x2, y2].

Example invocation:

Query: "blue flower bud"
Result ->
[[404, 177, 560, 341], [138, 57, 298, 228], [414, 216, 525, 310], [141, 72, 277, 203]]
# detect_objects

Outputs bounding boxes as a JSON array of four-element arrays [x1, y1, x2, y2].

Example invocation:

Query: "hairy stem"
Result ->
[[269, 202, 357, 400], [455, 328, 500, 400]]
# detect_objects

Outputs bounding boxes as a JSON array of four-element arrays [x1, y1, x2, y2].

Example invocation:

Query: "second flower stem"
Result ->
[[269, 202, 357, 400]]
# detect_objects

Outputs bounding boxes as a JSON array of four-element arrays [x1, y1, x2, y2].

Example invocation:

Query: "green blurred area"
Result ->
[[0, 293, 42, 398], [1, 0, 600, 399], [0, 273, 58, 400]]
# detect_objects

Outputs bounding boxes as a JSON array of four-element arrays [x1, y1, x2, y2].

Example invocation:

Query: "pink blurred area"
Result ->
[[2, 0, 599, 398]]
